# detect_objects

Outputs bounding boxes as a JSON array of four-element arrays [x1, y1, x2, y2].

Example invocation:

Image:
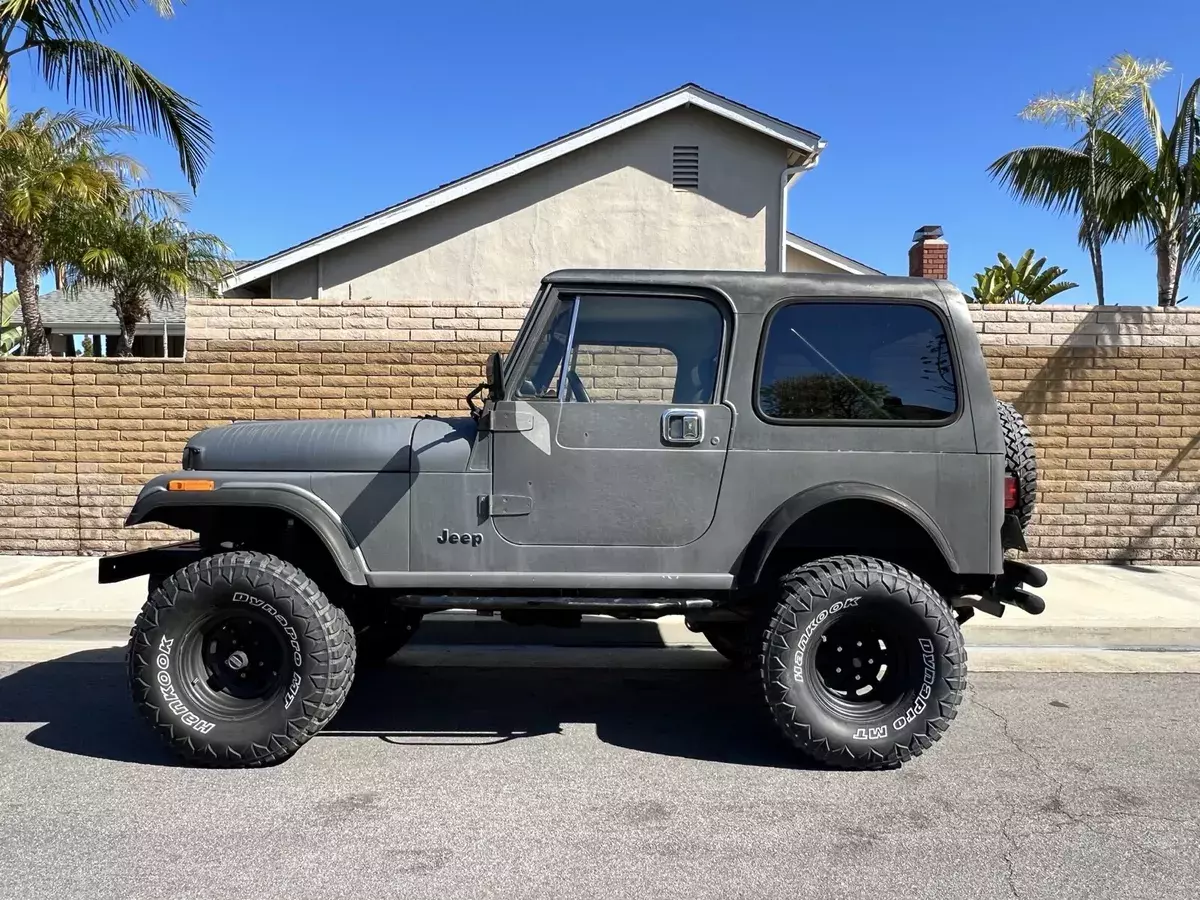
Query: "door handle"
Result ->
[[661, 408, 704, 445]]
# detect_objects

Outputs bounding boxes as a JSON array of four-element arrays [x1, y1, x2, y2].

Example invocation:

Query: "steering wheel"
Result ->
[[566, 370, 591, 403]]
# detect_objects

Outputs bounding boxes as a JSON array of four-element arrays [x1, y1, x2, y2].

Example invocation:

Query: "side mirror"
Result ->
[[487, 351, 505, 401]]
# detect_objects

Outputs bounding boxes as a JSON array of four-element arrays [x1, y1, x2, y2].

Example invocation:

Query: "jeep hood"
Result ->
[[182, 417, 475, 473]]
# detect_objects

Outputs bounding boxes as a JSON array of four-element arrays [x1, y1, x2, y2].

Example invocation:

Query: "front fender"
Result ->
[[126, 473, 368, 585], [737, 481, 960, 588]]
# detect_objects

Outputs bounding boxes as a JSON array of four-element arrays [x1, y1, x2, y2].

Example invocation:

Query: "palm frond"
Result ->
[[34, 37, 211, 188], [1, 1, 176, 40], [988, 145, 1093, 217]]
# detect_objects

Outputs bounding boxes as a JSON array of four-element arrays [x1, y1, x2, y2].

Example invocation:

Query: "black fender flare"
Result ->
[[736, 482, 960, 588], [127, 482, 368, 586]]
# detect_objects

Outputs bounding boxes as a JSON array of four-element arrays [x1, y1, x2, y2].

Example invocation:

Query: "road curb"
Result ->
[[3, 638, 1200, 673]]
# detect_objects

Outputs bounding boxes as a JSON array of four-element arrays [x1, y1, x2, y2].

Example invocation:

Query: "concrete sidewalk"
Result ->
[[1, 555, 1198, 649]]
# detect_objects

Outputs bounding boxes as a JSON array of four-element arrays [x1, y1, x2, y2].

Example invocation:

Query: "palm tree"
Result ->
[[1100, 79, 1200, 307], [64, 209, 230, 355], [0, 109, 130, 355], [0, 0, 211, 188], [991, 55, 1169, 305]]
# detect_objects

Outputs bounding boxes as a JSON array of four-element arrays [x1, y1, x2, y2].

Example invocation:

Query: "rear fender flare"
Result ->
[[737, 482, 959, 588], [127, 481, 368, 586]]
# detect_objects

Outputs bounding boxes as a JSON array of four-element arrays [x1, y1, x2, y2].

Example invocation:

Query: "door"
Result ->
[[491, 290, 731, 547]]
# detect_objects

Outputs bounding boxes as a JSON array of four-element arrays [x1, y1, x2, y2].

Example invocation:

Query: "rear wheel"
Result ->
[[127, 551, 355, 767], [758, 555, 965, 769]]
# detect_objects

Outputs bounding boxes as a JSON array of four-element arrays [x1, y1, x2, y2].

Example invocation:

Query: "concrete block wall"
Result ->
[[972, 305, 1200, 562], [1, 299, 1198, 562]]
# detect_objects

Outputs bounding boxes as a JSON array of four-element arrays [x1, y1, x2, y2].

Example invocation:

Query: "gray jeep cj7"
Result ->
[[101, 270, 1047, 769]]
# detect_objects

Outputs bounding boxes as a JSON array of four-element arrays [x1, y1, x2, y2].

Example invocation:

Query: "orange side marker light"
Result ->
[[168, 479, 215, 492]]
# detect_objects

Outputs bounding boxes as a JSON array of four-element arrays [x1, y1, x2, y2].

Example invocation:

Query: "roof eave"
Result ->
[[785, 233, 881, 276]]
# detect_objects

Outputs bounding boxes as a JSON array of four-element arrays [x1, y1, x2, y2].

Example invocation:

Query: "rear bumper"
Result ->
[[98, 541, 205, 584]]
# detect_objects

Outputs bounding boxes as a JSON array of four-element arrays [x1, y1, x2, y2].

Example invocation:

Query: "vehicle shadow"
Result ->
[[0, 647, 811, 771], [331, 660, 810, 769]]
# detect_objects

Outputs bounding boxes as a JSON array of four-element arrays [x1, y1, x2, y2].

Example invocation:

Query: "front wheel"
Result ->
[[759, 555, 965, 770], [127, 551, 356, 768]]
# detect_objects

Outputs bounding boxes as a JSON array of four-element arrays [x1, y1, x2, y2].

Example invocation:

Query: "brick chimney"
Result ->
[[908, 225, 948, 279]]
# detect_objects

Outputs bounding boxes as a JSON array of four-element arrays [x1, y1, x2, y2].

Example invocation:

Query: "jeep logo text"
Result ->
[[437, 529, 483, 547]]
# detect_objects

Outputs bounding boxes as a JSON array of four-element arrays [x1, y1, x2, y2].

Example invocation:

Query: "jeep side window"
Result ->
[[564, 294, 723, 403], [758, 302, 957, 422]]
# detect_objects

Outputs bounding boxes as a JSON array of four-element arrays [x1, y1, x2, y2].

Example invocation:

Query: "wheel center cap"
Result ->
[[225, 649, 250, 671]]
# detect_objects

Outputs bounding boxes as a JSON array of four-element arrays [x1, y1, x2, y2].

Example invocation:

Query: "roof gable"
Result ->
[[228, 84, 825, 292]]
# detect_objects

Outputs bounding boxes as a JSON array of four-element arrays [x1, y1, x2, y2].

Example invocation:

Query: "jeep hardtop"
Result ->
[[103, 270, 1046, 769]]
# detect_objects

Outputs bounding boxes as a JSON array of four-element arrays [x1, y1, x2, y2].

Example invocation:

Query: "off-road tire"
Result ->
[[759, 555, 966, 770], [701, 623, 753, 665], [353, 609, 423, 667], [128, 551, 355, 767], [997, 399, 1037, 529]]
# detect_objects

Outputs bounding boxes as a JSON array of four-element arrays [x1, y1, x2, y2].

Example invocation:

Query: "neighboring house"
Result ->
[[224, 83, 880, 305], [39, 287, 186, 357], [38, 259, 255, 357], [785, 232, 882, 275]]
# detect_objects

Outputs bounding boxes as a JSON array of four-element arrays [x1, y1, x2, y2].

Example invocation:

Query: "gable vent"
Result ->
[[672, 145, 699, 191]]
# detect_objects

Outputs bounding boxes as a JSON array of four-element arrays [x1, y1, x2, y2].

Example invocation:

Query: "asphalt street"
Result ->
[[0, 652, 1197, 900]]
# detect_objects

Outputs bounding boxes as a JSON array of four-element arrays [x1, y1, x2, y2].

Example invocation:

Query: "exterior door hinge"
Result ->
[[481, 494, 533, 517]]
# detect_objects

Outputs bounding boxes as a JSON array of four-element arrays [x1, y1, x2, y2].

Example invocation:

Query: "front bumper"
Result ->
[[98, 540, 205, 584]]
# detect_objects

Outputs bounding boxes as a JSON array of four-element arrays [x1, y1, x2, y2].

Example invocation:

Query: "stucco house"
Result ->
[[224, 84, 882, 306]]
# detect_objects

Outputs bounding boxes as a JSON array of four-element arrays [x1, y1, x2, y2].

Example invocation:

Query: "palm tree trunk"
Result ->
[[1085, 134, 1107, 306], [113, 297, 141, 357], [1088, 231, 1106, 306], [1156, 238, 1181, 307], [12, 257, 48, 356]]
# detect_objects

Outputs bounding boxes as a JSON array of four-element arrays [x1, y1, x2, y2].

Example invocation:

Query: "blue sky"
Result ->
[[11, 0, 1200, 303]]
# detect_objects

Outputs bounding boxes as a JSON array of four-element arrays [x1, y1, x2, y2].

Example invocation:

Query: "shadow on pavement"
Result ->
[[0, 645, 813, 770], [0, 648, 176, 767], [329, 662, 812, 769]]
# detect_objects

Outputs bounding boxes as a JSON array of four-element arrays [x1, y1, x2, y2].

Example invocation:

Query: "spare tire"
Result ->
[[997, 400, 1037, 529]]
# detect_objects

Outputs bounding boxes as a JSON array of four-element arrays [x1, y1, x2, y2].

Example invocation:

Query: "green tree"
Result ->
[[990, 54, 1169, 305], [0, 109, 129, 355], [1099, 79, 1200, 307], [971, 249, 1079, 304], [64, 209, 230, 355], [0, 0, 211, 188]]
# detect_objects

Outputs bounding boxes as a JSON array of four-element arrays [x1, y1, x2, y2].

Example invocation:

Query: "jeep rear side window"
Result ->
[[757, 302, 957, 423], [517, 294, 724, 404]]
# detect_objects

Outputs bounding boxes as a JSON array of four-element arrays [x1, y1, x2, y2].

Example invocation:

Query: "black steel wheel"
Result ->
[[759, 555, 966, 770], [810, 612, 913, 716], [185, 611, 290, 710]]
